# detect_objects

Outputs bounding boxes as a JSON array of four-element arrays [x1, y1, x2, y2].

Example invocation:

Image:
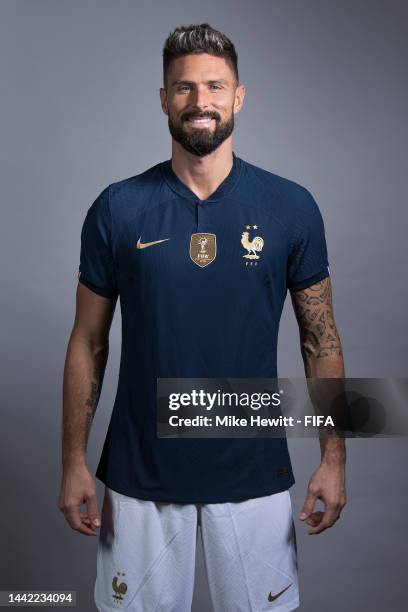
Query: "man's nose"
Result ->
[[190, 87, 209, 110]]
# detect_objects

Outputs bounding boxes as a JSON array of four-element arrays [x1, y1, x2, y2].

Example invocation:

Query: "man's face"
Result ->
[[160, 53, 245, 157]]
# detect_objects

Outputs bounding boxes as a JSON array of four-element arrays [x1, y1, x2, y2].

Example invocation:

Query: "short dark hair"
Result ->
[[162, 23, 239, 88]]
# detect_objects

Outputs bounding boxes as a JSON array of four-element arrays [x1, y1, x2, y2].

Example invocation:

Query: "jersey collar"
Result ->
[[160, 151, 243, 203]]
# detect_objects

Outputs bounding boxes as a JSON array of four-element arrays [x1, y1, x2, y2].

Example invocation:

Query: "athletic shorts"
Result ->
[[94, 486, 299, 612]]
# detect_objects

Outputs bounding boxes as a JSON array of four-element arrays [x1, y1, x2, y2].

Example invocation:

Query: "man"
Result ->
[[59, 23, 346, 612]]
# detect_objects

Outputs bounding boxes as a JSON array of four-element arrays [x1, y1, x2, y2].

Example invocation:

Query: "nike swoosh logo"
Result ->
[[136, 237, 170, 249], [268, 583, 292, 602]]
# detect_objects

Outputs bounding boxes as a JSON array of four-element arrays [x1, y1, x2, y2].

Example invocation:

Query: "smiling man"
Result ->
[[59, 23, 346, 612], [166, 55, 235, 159]]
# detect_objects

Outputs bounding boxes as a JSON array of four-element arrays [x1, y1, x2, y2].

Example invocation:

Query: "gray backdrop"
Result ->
[[1, 0, 407, 610]]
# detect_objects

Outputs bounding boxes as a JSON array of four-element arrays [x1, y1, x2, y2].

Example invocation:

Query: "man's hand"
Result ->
[[299, 459, 346, 535], [58, 463, 100, 536]]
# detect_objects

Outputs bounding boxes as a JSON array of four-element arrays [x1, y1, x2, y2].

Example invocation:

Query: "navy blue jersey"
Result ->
[[78, 152, 330, 503]]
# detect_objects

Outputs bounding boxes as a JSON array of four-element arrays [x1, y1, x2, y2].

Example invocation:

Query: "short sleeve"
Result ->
[[286, 189, 330, 291], [78, 186, 119, 298]]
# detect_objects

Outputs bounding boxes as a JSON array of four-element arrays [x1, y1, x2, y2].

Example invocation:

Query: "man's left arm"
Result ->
[[290, 275, 347, 535]]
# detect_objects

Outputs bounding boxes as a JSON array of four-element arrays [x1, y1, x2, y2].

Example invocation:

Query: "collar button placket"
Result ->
[[196, 200, 202, 232]]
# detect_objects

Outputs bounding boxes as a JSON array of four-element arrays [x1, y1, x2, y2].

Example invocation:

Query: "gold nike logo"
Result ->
[[268, 583, 292, 602], [136, 237, 170, 249]]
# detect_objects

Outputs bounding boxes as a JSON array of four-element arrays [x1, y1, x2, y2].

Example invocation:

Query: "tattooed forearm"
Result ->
[[62, 333, 111, 467], [83, 348, 108, 450], [291, 277, 344, 377]]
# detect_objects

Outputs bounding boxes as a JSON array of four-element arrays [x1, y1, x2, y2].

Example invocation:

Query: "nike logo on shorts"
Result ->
[[268, 583, 292, 602]]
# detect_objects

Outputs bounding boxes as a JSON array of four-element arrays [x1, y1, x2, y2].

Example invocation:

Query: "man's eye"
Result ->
[[178, 85, 191, 92], [210, 84, 222, 90]]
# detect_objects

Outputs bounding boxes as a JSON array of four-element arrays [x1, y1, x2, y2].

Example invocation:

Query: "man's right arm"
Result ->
[[58, 282, 117, 536]]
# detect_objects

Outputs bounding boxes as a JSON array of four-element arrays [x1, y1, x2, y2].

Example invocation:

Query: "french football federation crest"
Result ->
[[241, 225, 264, 260], [190, 233, 217, 267], [112, 572, 127, 603]]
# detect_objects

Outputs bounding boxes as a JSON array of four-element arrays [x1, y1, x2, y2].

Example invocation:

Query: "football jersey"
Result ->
[[78, 152, 330, 503]]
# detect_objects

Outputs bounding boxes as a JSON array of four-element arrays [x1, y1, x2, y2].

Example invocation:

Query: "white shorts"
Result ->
[[94, 487, 299, 612]]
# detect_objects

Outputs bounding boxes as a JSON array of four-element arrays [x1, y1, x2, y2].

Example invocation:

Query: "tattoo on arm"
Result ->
[[84, 348, 108, 449], [290, 277, 342, 370]]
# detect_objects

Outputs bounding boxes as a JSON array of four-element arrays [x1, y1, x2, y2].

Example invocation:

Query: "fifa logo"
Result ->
[[190, 233, 217, 267]]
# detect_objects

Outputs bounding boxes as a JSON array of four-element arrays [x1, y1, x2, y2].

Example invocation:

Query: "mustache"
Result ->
[[182, 112, 220, 122]]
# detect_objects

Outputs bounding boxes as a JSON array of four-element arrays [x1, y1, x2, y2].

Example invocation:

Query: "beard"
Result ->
[[168, 109, 235, 157]]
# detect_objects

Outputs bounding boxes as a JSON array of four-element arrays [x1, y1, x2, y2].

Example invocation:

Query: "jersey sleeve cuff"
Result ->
[[78, 276, 118, 299], [288, 266, 330, 292]]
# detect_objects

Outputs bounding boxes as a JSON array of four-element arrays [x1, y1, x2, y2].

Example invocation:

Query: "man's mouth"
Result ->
[[185, 116, 215, 126]]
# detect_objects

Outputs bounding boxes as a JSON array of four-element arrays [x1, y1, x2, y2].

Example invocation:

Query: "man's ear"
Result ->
[[234, 83, 246, 114], [159, 87, 168, 115]]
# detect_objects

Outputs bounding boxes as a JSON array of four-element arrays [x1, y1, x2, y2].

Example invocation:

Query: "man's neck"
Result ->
[[170, 141, 234, 200]]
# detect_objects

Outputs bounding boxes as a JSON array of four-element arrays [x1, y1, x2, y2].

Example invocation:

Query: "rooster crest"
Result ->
[[241, 230, 264, 259], [112, 573, 128, 601]]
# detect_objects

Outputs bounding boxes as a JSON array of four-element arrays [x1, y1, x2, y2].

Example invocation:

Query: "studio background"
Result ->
[[1, 1, 407, 610]]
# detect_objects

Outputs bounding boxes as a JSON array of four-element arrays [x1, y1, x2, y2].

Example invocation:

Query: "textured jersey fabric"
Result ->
[[78, 152, 330, 503]]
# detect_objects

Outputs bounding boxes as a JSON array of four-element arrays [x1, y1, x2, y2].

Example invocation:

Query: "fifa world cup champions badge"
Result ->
[[190, 233, 217, 267]]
